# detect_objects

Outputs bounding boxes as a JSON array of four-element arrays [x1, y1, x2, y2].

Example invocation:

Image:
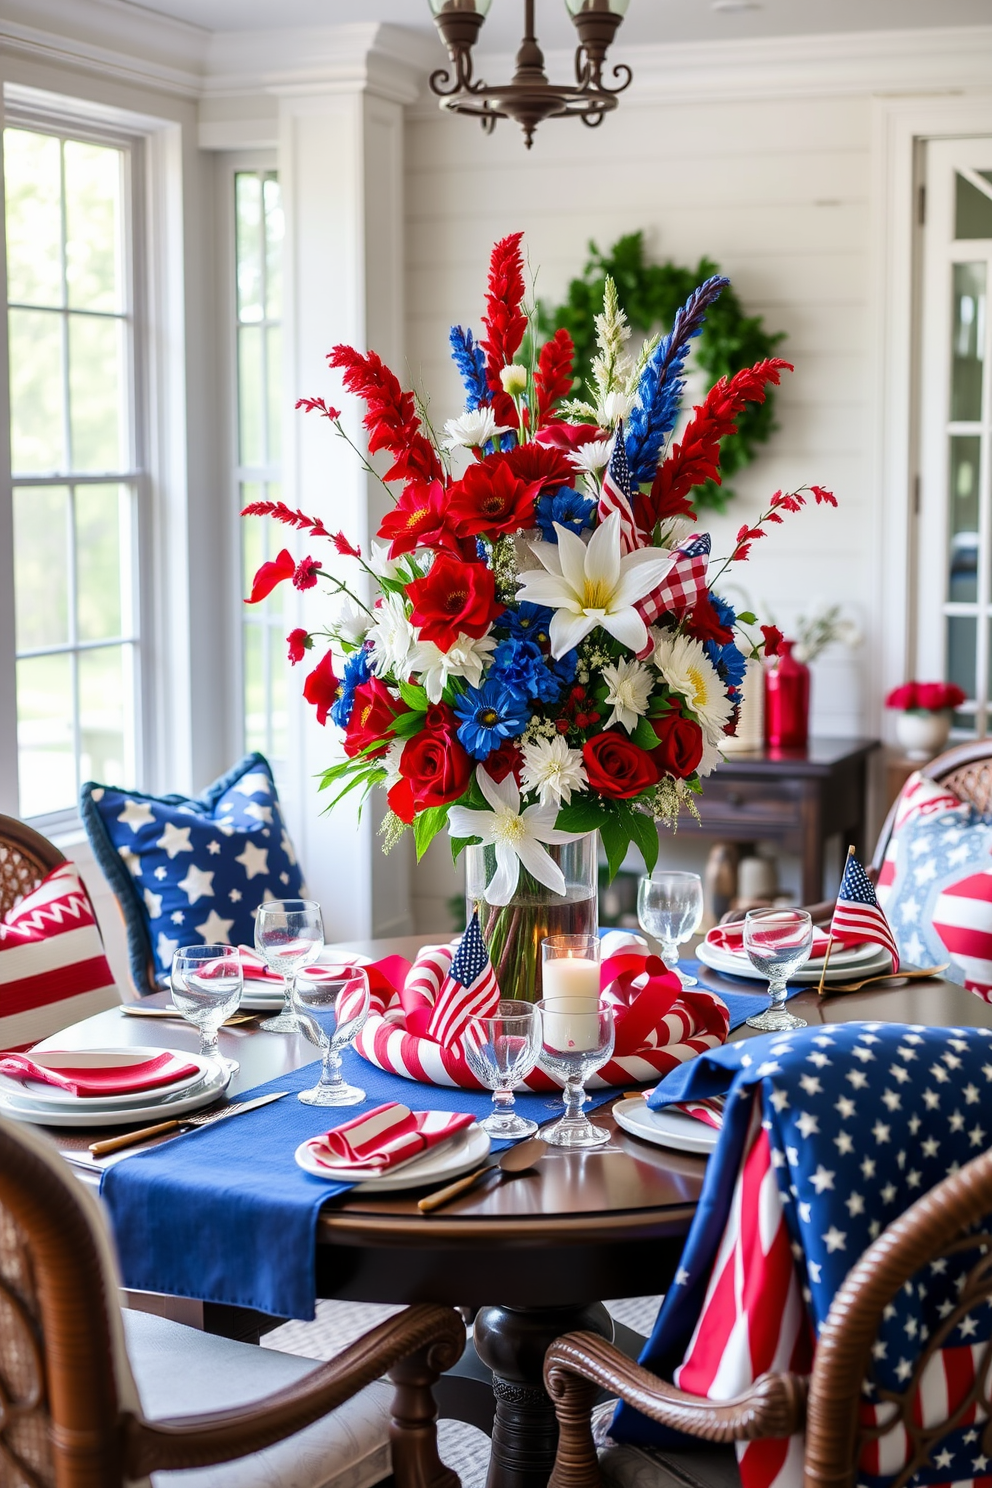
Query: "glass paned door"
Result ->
[[4, 125, 140, 818], [918, 138, 992, 736]]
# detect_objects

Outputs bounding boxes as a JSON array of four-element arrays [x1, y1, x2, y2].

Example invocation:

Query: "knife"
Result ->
[[88, 1090, 290, 1158]]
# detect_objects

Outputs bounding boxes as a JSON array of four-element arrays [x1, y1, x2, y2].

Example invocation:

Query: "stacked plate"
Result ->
[[614, 1099, 719, 1155], [0, 1047, 231, 1128], [294, 1123, 489, 1193], [697, 938, 892, 985]]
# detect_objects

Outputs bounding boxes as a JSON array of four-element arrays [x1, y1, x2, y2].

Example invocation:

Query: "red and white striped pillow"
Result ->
[[0, 864, 120, 1051]]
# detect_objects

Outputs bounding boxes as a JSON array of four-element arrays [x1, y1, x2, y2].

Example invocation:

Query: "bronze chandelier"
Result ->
[[428, 0, 633, 149]]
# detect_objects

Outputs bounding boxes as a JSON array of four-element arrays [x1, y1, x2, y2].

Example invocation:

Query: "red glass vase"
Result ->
[[763, 641, 810, 750]]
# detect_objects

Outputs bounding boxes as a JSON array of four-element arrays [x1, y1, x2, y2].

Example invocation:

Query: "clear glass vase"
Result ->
[[465, 833, 599, 1003]]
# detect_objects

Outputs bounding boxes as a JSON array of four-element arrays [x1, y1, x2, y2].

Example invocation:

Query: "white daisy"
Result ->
[[601, 656, 654, 733], [329, 594, 370, 646], [567, 435, 615, 477], [697, 731, 724, 779], [520, 736, 587, 807], [651, 630, 734, 742], [411, 633, 497, 704], [448, 768, 581, 906], [366, 591, 418, 681], [442, 408, 513, 450]]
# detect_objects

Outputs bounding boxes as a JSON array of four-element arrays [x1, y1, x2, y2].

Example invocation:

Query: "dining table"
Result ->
[[22, 933, 992, 1488]]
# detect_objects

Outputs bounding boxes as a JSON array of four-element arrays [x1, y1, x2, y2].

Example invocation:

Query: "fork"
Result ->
[[820, 964, 949, 996], [88, 1090, 290, 1157]]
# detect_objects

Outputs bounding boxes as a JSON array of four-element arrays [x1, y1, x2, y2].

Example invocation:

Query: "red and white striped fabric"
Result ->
[[876, 772, 965, 906], [932, 870, 992, 1001], [425, 913, 499, 1049], [705, 922, 834, 959], [303, 1101, 475, 1175], [0, 864, 120, 1051], [860, 1344, 990, 1479], [673, 1099, 813, 1488], [598, 426, 639, 555]]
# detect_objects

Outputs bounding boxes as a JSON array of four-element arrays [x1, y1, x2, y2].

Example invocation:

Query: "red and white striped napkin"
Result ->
[[237, 946, 369, 986], [305, 1101, 475, 1175], [705, 922, 834, 958], [0, 1051, 200, 1098]]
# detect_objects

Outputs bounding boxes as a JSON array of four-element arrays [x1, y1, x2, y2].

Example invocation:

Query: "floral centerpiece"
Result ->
[[244, 233, 835, 999], [885, 680, 966, 761]]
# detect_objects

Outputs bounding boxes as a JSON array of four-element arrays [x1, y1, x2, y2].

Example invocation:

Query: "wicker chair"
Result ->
[[0, 1116, 464, 1488], [543, 1144, 992, 1488], [0, 814, 65, 920]]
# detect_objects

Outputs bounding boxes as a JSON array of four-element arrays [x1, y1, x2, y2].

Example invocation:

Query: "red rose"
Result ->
[[916, 682, 967, 712], [448, 461, 541, 537], [287, 628, 311, 665], [387, 705, 472, 823], [302, 650, 339, 726], [377, 478, 467, 559], [407, 555, 501, 652], [651, 711, 704, 779], [245, 548, 294, 604], [761, 624, 784, 658], [581, 731, 659, 800], [885, 682, 918, 710], [482, 741, 522, 785], [343, 679, 408, 759]]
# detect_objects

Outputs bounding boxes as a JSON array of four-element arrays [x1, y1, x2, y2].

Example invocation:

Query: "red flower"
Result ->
[[327, 345, 443, 487], [534, 329, 575, 423], [581, 731, 659, 800], [343, 679, 408, 759], [761, 624, 784, 658], [245, 548, 294, 604], [302, 651, 340, 726], [535, 421, 607, 453], [448, 462, 542, 537], [287, 629, 311, 665], [501, 441, 574, 494], [332, 531, 362, 558], [293, 556, 322, 590], [685, 592, 734, 646], [916, 682, 966, 711], [481, 233, 528, 391], [387, 705, 472, 823], [482, 741, 522, 784], [377, 480, 465, 559], [651, 711, 704, 779], [407, 556, 501, 652], [885, 682, 918, 710]]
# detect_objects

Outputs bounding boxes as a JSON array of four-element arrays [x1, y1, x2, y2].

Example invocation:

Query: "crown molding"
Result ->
[[0, 0, 207, 98]]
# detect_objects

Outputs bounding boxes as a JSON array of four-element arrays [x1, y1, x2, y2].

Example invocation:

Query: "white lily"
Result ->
[[366, 591, 418, 680], [367, 541, 403, 583], [329, 594, 371, 646], [516, 511, 676, 659], [411, 633, 497, 704], [448, 768, 580, 906], [442, 408, 513, 451]]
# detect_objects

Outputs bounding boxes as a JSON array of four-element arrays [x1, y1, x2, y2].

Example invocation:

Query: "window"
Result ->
[[4, 121, 141, 819], [918, 140, 992, 735], [233, 168, 286, 769]]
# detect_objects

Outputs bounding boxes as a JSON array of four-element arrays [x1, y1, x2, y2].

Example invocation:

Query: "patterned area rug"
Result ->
[[263, 1296, 662, 1488]]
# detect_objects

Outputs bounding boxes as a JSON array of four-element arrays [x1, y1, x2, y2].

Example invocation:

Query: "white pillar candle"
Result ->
[[542, 997, 601, 1054], [542, 956, 600, 1004]]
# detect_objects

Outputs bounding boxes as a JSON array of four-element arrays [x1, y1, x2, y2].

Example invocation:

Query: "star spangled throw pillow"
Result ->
[[80, 753, 306, 993]]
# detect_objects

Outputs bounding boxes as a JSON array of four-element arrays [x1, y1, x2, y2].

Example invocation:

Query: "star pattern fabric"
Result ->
[[613, 1022, 992, 1488], [80, 753, 306, 991]]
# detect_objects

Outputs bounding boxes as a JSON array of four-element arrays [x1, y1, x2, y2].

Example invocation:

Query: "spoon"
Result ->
[[417, 1136, 547, 1213], [820, 964, 949, 996]]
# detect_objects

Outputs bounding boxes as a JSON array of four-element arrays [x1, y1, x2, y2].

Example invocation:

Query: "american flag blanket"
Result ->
[[610, 1022, 992, 1488]]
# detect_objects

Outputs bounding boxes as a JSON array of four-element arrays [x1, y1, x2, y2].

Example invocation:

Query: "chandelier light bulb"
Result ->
[[429, 0, 493, 15]]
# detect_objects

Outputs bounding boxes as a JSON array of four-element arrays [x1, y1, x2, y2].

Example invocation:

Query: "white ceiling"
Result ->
[[123, 0, 992, 46]]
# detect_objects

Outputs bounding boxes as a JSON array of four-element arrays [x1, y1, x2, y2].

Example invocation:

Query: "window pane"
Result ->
[[13, 485, 70, 650], [68, 313, 124, 470], [266, 323, 282, 463], [238, 324, 263, 466], [76, 484, 124, 641], [235, 173, 263, 323], [242, 484, 264, 595], [263, 173, 283, 320], [79, 645, 132, 786], [3, 129, 61, 308], [244, 622, 266, 754], [951, 262, 986, 422], [955, 172, 992, 240], [16, 652, 75, 817], [948, 434, 981, 603], [268, 633, 288, 761], [8, 307, 64, 472], [64, 139, 123, 313], [947, 614, 977, 700]]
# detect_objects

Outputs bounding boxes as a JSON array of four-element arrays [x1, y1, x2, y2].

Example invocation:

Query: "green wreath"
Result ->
[[537, 232, 786, 513]]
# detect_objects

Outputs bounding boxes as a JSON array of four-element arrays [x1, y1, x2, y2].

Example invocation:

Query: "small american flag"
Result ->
[[635, 531, 712, 639], [426, 912, 500, 1049], [831, 849, 900, 973], [598, 424, 639, 556]]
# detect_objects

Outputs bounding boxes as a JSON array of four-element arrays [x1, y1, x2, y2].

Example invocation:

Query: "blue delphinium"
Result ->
[[330, 646, 371, 728], [498, 602, 555, 648], [449, 326, 489, 412], [553, 648, 579, 689], [490, 638, 563, 704], [535, 487, 597, 542], [454, 681, 530, 760], [703, 593, 747, 693]]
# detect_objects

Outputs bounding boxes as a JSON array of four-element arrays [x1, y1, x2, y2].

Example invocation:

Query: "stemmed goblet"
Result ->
[[743, 908, 813, 1031], [254, 899, 324, 1034], [637, 871, 704, 986], [294, 970, 371, 1106], [462, 1000, 542, 1138], [170, 945, 242, 1074], [535, 998, 615, 1148]]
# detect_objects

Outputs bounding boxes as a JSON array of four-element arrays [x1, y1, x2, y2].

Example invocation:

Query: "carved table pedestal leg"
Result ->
[[474, 1301, 612, 1488]]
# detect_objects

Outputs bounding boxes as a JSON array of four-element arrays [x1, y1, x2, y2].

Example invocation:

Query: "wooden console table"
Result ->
[[681, 737, 880, 904]]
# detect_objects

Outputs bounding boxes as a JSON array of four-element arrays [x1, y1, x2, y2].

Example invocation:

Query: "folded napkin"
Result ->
[[0, 1051, 200, 1098], [305, 1101, 475, 1174], [237, 946, 370, 986], [705, 922, 837, 958], [672, 1096, 725, 1130]]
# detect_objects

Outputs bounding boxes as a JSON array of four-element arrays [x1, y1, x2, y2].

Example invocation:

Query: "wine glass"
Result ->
[[637, 872, 704, 986], [743, 908, 813, 1031], [535, 997, 615, 1148], [170, 945, 242, 1073], [462, 1000, 542, 1138], [254, 899, 324, 1034], [293, 969, 371, 1106]]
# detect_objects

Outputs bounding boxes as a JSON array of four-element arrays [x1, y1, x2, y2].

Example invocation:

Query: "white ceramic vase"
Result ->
[[894, 708, 952, 761]]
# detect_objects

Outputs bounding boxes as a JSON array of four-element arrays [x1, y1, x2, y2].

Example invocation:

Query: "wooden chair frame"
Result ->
[[0, 814, 65, 921], [543, 1146, 992, 1488], [0, 1119, 465, 1488]]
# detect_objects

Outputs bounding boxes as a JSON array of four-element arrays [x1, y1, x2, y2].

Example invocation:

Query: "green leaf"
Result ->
[[736, 610, 757, 625], [627, 808, 659, 875], [598, 810, 632, 883], [631, 716, 660, 752], [324, 768, 383, 812], [554, 798, 610, 834], [450, 834, 481, 864], [390, 710, 425, 738], [397, 680, 429, 712], [413, 806, 449, 861]]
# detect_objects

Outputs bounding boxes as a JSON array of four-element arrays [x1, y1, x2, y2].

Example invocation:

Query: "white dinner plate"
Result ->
[[696, 941, 892, 983], [295, 1122, 490, 1193], [0, 1048, 215, 1109], [614, 1099, 719, 1155], [240, 987, 286, 1011], [0, 1059, 232, 1127]]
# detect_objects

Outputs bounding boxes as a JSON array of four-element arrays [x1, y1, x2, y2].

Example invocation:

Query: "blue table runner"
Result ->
[[100, 961, 802, 1320]]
